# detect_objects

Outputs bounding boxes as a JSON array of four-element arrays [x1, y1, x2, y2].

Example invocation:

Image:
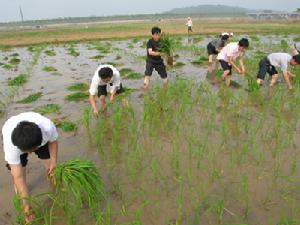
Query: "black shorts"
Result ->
[[98, 83, 124, 97], [257, 57, 278, 80], [219, 60, 232, 75], [6, 143, 50, 170], [207, 43, 218, 55], [145, 61, 167, 79], [188, 26, 193, 32]]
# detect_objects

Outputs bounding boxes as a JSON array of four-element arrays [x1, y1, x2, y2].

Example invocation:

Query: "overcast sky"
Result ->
[[0, 0, 299, 22]]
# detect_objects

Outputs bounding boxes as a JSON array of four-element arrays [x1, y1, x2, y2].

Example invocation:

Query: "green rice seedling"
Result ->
[[280, 39, 289, 50], [65, 92, 89, 101], [67, 45, 80, 57], [2, 63, 14, 70], [192, 56, 208, 66], [92, 42, 112, 54], [50, 159, 105, 217], [13, 195, 26, 225], [43, 66, 57, 73], [103, 61, 117, 67], [120, 68, 144, 80], [44, 49, 56, 56], [159, 35, 179, 56], [240, 175, 249, 219], [174, 62, 185, 67], [7, 74, 27, 86], [132, 37, 140, 43], [17, 92, 42, 104], [193, 36, 203, 43], [9, 57, 21, 65], [90, 54, 104, 60], [35, 104, 60, 114], [293, 36, 300, 42], [27, 46, 36, 52], [245, 73, 260, 92], [249, 35, 260, 42], [67, 82, 89, 91], [57, 121, 77, 132], [10, 53, 19, 57], [115, 55, 122, 60]]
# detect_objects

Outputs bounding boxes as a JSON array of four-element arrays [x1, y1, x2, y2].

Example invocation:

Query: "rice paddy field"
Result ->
[[1, 20, 300, 225]]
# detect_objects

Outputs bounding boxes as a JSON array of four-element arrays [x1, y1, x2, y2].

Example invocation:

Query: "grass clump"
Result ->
[[65, 92, 89, 101], [44, 49, 56, 56], [43, 66, 57, 73], [192, 56, 208, 66], [50, 159, 105, 217], [17, 92, 42, 104], [174, 62, 185, 67], [120, 68, 143, 80], [2, 63, 14, 70], [67, 45, 80, 57], [67, 82, 89, 91], [58, 121, 78, 132], [7, 74, 27, 86], [35, 104, 60, 114], [90, 54, 104, 60], [9, 57, 21, 65]]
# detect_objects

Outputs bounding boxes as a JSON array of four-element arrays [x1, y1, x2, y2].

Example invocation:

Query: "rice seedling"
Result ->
[[35, 104, 60, 114], [174, 62, 185, 67], [44, 49, 56, 56], [17, 92, 42, 104], [191, 56, 208, 66], [159, 35, 180, 65], [65, 92, 89, 101], [9, 57, 21, 65], [89, 54, 104, 60], [67, 45, 80, 57], [2, 63, 15, 70], [115, 55, 122, 60], [120, 68, 144, 79], [50, 159, 105, 217], [43, 66, 57, 73], [280, 39, 289, 50], [67, 82, 89, 91], [7, 74, 27, 86], [57, 121, 77, 132], [10, 53, 19, 57]]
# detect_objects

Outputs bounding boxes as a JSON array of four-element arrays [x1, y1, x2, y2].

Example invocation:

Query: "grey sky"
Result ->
[[0, 0, 299, 22]]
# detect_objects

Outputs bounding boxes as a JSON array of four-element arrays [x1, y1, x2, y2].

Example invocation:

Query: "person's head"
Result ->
[[187, 17, 191, 20], [11, 121, 42, 152], [98, 67, 113, 83], [151, 27, 162, 41], [238, 38, 249, 52], [291, 54, 300, 65], [221, 34, 230, 41]]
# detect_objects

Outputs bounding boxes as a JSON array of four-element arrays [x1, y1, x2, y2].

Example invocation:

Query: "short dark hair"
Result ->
[[151, 27, 161, 35], [98, 67, 113, 79], [238, 38, 249, 48], [221, 35, 229, 41], [292, 54, 300, 64], [11, 121, 42, 152]]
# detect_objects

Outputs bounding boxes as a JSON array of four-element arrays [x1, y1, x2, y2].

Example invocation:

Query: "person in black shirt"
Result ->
[[144, 27, 168, 89]]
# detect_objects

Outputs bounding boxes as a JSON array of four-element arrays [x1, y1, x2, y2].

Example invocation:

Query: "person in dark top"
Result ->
[[207, 34, 230, 64], [144, 27, 168, 89]]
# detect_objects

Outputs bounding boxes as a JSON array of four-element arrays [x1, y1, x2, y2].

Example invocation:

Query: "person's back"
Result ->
[[267, 53, 292, 71]]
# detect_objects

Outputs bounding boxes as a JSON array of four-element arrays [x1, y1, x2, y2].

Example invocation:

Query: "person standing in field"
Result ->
[[143, 27, 168, 89], [2, 112, 59, 223], [256, 53, 300, 90], [89, 64, 123, 115], [217, 38, 249, 86], [207, 34, 230, 64], [186, 17, 193, 34]]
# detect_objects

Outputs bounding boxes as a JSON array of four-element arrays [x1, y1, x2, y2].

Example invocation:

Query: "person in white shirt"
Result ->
[[2, 112, 59, 223], [186, 17, 193, 34], [89, 64, 123, 115], [217, 38, 249, 86], [257, 53, 300, 90]]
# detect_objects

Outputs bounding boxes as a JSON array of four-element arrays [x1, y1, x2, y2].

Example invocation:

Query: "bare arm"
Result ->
[[10, 165, 31, 216], [239, 58, 245, 73], [110, 87, 117, 101], [89, 95, 98, 115], [148, 48, 163, 57], [228, 56, 242, 74], [47, 141, 58, 175], [283, 71, 292, 89]]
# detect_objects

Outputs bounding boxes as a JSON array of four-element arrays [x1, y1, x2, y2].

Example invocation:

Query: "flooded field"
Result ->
[[1, 34, 300, 225]]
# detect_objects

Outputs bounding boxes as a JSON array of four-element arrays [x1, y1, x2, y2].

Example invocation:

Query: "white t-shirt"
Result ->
[[89, 64, 122, 96], [217, 42, 244, 62], [186, 20, 193, 27], [267, 53, 292, 73], [2, 112, 58, 165]]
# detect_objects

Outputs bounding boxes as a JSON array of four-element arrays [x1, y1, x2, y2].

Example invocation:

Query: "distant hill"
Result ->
[[165, 4, 250, 15]]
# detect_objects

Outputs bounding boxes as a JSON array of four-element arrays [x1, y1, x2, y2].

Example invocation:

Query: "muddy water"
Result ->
[[0, 35, 299, 224]]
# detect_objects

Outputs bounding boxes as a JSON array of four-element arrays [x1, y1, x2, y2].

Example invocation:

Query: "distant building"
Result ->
[[248, 11, 300, 20]]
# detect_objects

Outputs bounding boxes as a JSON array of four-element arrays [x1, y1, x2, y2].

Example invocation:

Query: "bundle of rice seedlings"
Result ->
[[50, 159, 105, 215], [245, 73, 260, 92], [159, 35, 180, 65]]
